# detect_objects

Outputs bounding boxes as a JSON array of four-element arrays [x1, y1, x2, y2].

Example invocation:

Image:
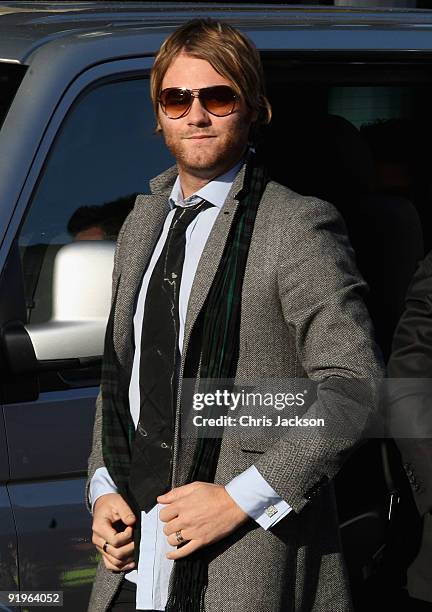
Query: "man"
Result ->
[[86, 18, 383, 612], [68, 197, 135, 242], [387, 249, 432, 610]]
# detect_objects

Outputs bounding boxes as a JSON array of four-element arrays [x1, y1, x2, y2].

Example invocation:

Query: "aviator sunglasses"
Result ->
[[158, 85, 239, 119]]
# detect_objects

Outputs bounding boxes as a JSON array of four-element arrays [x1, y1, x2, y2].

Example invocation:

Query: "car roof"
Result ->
[[1, 1, 432, 65]]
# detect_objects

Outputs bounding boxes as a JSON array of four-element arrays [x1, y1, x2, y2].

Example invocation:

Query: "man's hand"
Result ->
[[157, 482, 249, 560], [92, 493, 136, 572]]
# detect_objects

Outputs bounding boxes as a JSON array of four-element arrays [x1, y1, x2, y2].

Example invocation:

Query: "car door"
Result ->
[[0, 405, 17, 606], [0, 56, 173, 611]]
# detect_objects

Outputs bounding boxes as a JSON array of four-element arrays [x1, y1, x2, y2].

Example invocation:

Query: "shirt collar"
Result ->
[[168, 157, 244, 210]]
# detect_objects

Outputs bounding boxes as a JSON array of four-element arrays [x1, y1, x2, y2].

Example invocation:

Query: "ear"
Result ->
[[156, 107, 167, 134]]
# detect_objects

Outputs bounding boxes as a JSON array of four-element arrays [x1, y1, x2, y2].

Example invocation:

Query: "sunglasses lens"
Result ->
[[160, 88, 192, 118], [159, 86, 237, 118], [201, 86, 237, 116]]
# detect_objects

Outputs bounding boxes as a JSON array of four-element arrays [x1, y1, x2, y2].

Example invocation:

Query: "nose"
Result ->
[[187, 95, 211, 125]]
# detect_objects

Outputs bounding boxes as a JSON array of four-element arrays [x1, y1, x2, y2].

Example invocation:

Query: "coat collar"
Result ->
[[149, 163, 179, 195]]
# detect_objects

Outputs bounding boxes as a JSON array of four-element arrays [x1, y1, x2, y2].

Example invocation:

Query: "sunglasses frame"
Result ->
[[158, 85, 239, 119]]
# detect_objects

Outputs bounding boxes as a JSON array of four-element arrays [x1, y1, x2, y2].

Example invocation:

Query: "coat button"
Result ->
[[161, 442, 168, 448]]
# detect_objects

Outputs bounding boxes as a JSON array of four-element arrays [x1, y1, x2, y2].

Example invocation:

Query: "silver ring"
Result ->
[[175, 530, 185, 543], [103, 541, 109, 553]]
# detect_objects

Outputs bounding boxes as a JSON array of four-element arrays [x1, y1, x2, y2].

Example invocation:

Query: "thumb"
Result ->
[[113, 498, 136, 526]]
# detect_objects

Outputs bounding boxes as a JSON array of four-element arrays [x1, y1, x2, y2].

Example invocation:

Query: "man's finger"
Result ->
[[110, 526, 135, 547], [110, 498, 136, 526], [159, 504, 179, 523], [162, 517, 184, 536], [93, 518, 134, 547], [166, 539, 200, 560], [100, 547, 135, 567], [101, 553, 136, 572], [97, 544, 135, 567], [95, 536, 135, 559], [167, 528, 192, 547], [157, 489, 177, 503], [94, 493, 136, 526], [157, 481, 202, 504], [92, 515, 121, 545]]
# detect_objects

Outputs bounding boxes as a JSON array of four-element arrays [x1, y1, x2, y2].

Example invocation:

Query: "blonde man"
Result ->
[[87, 18, 382, 612]]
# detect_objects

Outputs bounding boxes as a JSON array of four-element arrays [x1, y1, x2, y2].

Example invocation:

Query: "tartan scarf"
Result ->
[[101, 148, 269, 611]]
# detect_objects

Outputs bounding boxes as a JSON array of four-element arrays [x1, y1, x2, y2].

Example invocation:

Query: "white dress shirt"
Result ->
[[89, 159, 291, 610]]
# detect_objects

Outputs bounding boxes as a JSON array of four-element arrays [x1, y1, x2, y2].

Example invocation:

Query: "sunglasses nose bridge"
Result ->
[[187, 89, 211, 117]]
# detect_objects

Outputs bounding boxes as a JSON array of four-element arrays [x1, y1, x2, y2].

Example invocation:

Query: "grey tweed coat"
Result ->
[[86, 160, 384, 612]]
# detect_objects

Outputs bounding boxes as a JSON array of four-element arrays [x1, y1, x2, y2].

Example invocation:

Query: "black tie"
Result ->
[[128, 199, 213, 513]]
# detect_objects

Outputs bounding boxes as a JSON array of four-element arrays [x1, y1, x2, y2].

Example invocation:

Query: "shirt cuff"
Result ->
[[225, 464, 292, 530], [89, 467, 118, 514]]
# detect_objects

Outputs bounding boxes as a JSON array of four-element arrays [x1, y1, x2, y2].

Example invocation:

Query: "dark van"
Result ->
[[0, 2, 430, 610]]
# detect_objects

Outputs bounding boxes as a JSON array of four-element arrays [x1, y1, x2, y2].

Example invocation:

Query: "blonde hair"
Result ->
[[150, 18, 272, 135]]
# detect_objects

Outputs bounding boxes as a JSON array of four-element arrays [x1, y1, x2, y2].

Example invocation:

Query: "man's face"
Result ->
[[158, 52, 257, 179]]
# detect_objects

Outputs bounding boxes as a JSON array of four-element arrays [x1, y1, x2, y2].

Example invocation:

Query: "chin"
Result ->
[[183, 153, 223, 172]]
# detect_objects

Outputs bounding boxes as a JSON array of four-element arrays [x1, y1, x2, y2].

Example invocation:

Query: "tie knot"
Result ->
[[171, 199, 213, 230], [183, 193, 205, 207]]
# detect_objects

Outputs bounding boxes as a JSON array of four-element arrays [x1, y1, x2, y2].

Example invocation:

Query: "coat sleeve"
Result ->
[[387, 250, 432, 516], [252, 195, 384, 515]]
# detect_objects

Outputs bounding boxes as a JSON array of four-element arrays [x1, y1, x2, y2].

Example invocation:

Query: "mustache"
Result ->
[[184, 134, 217, 138]]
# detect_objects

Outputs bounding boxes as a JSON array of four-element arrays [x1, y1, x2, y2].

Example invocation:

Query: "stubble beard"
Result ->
[[162, 122, 250, 177], [164, 136, 234, 176]]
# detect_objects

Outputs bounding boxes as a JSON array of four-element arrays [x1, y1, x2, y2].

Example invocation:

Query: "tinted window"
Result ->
[[18, 77, 174, 325], [0, 62, 26, 130]]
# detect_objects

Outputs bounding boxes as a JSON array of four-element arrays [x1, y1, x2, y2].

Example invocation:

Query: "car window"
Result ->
[[328, 86, 414, 129], [263, 63, 432, 361], [0, 62, 26, 131], [18, 77, 174, 327]]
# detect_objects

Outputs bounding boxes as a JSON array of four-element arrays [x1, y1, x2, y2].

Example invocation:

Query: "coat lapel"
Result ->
[[181, 162, 247, 359], [170, 161, 249, 487], [114, 165, 178, 369]]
